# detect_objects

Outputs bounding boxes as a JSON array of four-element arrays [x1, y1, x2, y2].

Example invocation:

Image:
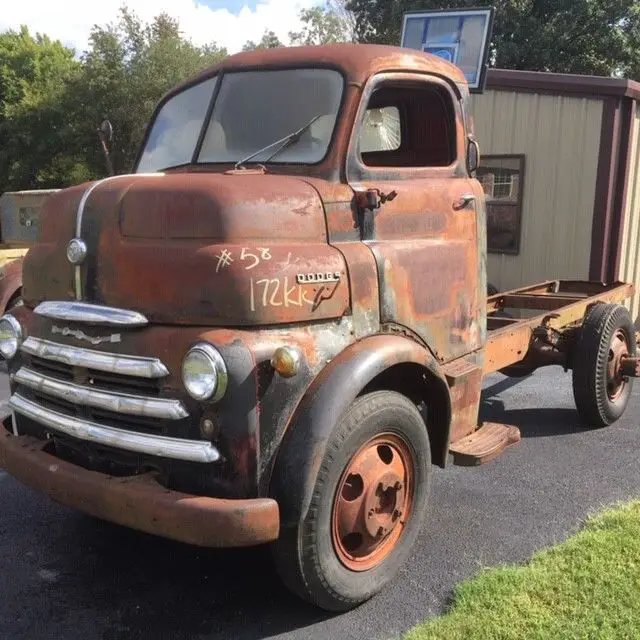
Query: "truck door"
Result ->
[[346, 72, 485, 364]]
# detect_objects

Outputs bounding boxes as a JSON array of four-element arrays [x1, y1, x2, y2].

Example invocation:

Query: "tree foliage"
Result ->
[[289, 2, 354, 46], [346, 0, 640, 78], [242, 30, 283, 51], [0, 26, 81, 189], [64, 8, 227, 179], [0, 8, 226, 191]]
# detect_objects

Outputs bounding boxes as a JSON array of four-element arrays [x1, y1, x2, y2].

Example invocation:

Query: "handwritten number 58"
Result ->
[[240, 247, 272, 270]]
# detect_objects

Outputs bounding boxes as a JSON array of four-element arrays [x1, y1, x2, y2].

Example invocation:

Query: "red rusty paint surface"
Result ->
[[22, 186, 85, 304], [0, 257, 24, 313], [24, 173, 350, 326], [361, 178, 482, 363]]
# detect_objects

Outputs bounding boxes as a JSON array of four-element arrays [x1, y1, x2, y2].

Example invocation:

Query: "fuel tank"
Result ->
[[23, 173, 350, 326]]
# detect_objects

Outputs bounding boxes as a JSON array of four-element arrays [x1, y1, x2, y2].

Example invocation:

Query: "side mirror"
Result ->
[[97, 119, 115, 176], [99, 120, 114, 144], [467, 137, 480, 174]]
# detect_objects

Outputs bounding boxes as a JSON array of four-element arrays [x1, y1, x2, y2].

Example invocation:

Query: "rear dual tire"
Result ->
[[272, 390, 431, 612]]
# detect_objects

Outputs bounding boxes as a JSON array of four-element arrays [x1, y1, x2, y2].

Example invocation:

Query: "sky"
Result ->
[[0, 0, 322, 55]]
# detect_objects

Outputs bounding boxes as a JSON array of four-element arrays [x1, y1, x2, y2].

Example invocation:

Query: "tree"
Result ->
[[289, 2, 353, 46], [346, 0, 640, 79], [64, 8, 227, 177], [0, 27, 82, 190], [242, 30, 283, 51]]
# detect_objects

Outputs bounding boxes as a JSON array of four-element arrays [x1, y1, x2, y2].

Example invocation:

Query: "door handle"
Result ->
[[453, 194, 476, 210]]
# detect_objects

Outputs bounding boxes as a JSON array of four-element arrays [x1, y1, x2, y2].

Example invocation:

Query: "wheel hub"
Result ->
[[331, 434, 414, 572], [363, 472, 405, 539], [607, 329, 629, 400]]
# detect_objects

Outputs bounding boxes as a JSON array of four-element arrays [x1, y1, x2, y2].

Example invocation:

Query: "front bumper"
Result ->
[[0, 418, 280, 547]]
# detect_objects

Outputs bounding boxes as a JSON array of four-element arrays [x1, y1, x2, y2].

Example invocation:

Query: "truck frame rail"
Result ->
[[485, 280, 635, 374]]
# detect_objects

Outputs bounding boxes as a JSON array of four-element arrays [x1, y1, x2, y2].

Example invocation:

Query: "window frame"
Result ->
[[196, 67, 346, 167], [132, 64, 348, 173], [136, 75, 220, 174], [477, 153, 526, 256], [345, 71, 464, 183]]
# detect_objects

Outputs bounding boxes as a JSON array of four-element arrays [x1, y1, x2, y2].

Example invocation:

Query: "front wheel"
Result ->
[[572, 303, 636, 428], [272, 390, 432, 612]]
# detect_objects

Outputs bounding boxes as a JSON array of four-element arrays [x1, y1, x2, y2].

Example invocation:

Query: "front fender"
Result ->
[[269, 333, 451, 528], [0, 258, 23, 314]]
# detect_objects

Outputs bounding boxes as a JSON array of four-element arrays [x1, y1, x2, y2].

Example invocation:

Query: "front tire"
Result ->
[[572, 303, 636, 428], [272, 390, 432, 612]]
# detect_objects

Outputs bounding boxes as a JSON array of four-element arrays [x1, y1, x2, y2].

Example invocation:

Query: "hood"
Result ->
[[23, 173, 350, 326]]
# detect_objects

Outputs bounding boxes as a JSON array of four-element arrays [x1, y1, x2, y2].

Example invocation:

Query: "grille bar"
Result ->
[[14, 367, 188, 420], [21, 337, 169, 379], [10, 393, 218, 463]]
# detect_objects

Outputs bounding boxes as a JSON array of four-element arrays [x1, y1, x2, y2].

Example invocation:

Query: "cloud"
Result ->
[[0, 0, 321, 55]]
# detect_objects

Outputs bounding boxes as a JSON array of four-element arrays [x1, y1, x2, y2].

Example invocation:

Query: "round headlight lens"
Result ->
[[181, 344, 228, 402], [0, 315, 22, 360]]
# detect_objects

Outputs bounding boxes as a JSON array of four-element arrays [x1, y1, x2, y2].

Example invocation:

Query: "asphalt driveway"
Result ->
[[2, 366, 640, 640]]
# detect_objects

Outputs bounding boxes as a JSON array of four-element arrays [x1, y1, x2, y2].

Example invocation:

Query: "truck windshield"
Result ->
[[137, 68, 344, 173]]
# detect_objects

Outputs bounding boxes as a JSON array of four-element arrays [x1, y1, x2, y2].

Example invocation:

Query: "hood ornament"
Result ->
[[67, 238, 88, 265]]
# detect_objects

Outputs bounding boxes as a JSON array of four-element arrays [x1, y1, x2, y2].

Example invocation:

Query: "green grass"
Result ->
[[405, 501, 640, 640]]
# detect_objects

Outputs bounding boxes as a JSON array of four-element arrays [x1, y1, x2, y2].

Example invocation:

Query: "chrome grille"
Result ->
[[10, 332, 220, 464]]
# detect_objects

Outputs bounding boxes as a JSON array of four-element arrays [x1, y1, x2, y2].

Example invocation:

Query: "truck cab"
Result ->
[[4, 43, 624, 612]]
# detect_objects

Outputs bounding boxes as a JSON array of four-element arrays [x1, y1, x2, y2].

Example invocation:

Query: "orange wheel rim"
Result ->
[[607, 329, 629, 401], [331, 433, 415, 572]]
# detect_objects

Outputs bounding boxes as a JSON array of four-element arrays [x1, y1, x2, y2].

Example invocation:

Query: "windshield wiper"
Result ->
[[234, 115, 322, 169]]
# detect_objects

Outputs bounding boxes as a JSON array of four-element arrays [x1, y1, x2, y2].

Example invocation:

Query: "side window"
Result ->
[[357, 83, 456, 168], [477, 155, 526, 255]]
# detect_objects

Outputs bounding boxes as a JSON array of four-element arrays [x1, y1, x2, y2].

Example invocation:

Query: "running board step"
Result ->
[[449, 422, 521, 466]]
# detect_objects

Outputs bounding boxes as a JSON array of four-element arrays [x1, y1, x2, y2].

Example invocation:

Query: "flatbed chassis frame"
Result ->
[[448, 280, 639, 466], [485, 280, 637, 374]]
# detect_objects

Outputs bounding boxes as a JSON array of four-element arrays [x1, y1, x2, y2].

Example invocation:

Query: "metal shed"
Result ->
[[472, 70, 640, 324]]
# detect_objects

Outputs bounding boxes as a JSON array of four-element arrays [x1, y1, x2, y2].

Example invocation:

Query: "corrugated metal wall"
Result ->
[[471, 90, 604, 292], [617, 103, 640, 324]]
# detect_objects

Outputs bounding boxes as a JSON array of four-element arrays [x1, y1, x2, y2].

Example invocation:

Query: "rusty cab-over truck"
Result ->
[[1, 44, 639, 612]]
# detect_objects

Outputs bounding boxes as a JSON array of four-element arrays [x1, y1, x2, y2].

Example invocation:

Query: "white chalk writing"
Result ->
[[250, 277, 315, 311], [240, 247, 272, 270], [215, 249, 234, 273]]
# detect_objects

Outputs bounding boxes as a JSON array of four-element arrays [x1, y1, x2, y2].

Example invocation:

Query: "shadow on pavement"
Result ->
[[51, 515, 329, 640], [480, 372, 584, 438]]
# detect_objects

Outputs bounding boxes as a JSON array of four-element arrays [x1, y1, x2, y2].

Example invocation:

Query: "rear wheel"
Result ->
[[572, 303, 636, 428], [272, 390, 432, 612]]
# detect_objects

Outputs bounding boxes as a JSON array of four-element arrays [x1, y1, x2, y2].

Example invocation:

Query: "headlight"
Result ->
[[0, 315, 22, 360], [181, 343, 228, 402]]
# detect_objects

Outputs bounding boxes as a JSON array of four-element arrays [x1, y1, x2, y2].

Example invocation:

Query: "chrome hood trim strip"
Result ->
[[35, 301, 149, 327], [71, 172, 164, 300]]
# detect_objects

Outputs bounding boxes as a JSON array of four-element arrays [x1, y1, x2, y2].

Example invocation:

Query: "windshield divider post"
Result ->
[[192, 73, 224, 165]]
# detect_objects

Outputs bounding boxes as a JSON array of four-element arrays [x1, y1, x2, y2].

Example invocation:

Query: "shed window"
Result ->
[[357, 83, 456, 168], [477, 155, 526, 255]]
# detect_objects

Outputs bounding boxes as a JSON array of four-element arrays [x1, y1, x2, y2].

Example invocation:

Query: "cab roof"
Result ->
[[171, 43, 467, 95]]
